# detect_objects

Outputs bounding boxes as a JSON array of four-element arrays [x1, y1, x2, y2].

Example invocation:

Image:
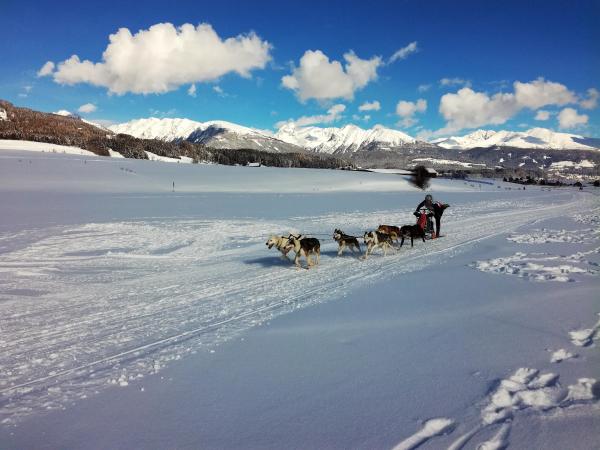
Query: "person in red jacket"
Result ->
[[414, 194, 449, 238]]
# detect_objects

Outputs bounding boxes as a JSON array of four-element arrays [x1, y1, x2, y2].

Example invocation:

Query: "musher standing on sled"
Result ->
[[414, 194, 449, 238]]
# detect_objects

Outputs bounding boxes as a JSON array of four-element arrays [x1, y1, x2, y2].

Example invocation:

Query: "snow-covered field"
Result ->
[[0, 150, 598, 449]]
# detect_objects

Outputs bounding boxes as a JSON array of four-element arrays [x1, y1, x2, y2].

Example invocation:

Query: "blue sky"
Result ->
[[1, 0, 598, 137]]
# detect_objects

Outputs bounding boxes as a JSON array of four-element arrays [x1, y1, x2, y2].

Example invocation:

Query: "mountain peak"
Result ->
[[274, 123, 417, 154]]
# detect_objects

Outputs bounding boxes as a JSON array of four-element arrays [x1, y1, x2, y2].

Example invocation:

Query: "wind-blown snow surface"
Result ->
[[0, 151, 599, 449]]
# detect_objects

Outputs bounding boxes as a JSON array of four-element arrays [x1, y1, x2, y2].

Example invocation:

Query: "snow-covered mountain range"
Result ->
[[432, 128, 595, 150], [110, 118, 304, 153], [3, 98, 597, 174], [110, 117, 598, 154], [274, 123, 425, 154]]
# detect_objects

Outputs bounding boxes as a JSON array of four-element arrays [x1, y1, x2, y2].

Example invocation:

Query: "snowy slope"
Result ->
[[0, 139, 97, 156], [434, 127, 597, 150], [275, 123, 419, 154]]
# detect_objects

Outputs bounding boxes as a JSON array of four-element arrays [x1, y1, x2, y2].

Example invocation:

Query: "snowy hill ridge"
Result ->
[[433, 128, 596, 150], [110, 118, 304, 153]]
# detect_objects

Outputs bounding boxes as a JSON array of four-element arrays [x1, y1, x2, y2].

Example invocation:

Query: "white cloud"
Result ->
[[37, 61, 55, 77], [436, 78, 581, 134], [276, 104, 346, 128], [440, 77, 471, 88], [213, 85, 229, 97], [212, 85, 232, 98], [149, 108, 177, 118], [188, 84, 197, 97], [396, 98, 427, 127], [18, 85, 33, 98], [91, 118, 117, 128], [396, 98, 427, 117], [417, 84, 431, 93], [282, 50, 381, 101], [50, 22, 271, 95], [415, 128, 435, 141], [398, 118, 417, 128], [513, 77, 575, 109], [78, 103, 97, 114], [558, 107, 588, 129], [580, 88, 599, 109], [534, 110, 550, 121], [358, 100, 381, 111], [438, 88, 518, 133], [389, 41, 418, 63]]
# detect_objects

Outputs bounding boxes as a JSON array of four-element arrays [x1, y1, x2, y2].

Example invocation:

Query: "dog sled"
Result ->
[[415, 207, 436, 240]]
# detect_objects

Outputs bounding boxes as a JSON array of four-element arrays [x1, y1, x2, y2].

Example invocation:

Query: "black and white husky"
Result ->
[[333, 229, 361, 256], [363, 231, 394, 259], [287, 234, 320, 269]]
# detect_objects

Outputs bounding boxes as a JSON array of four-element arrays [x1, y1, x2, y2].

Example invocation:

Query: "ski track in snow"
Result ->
[[0, 192, 595, 425], [391, 417, 455, 450], [569, 313, 600, 347]]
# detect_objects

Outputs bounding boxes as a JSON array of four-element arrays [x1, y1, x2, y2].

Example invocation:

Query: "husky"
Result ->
[[333, 229, 361, 256], [377, 225, 401, 244], [266, 235, 295, 259], [287, 234, 320, 269], [399, 224, 426, 247], [363, 231, 394, 259]]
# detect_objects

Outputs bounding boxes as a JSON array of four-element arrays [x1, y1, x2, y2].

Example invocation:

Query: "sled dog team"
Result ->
[[266, 223, 427, 269], [267, 196, 449, 269]]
